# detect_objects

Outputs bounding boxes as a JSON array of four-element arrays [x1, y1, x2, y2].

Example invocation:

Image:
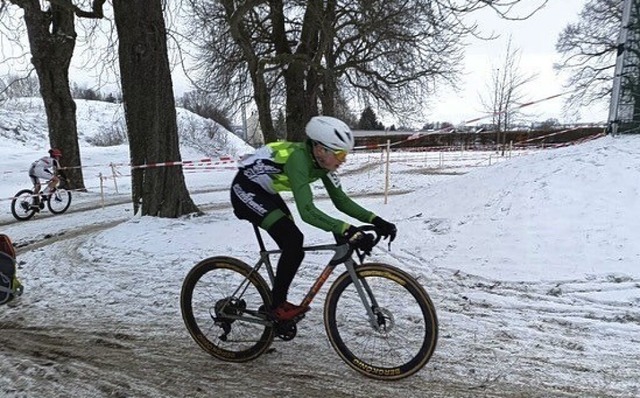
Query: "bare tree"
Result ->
[[555, 0, 640, 109], [481, 37, 536, 153], [0, 73, 39, 98], [2, 0, 201, 217], [0, 0, 108, 191], [112, 0, 199, 217], [179, 90, 234, 132], [186, 0, 548, 142]]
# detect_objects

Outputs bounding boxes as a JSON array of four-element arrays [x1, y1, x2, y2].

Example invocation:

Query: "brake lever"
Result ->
[[355, 248, 369, 263]]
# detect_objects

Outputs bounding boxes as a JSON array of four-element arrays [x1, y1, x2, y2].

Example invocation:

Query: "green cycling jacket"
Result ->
[[237, 140, 375, 234]]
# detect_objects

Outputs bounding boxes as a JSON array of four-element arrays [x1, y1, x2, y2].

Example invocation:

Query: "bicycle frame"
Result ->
[[26, 188, 65, 207], [30, 175, 63, 199], [227, 225, 383, 329]]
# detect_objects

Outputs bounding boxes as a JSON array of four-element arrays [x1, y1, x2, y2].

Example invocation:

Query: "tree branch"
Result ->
[[47, 0, 106, 19]]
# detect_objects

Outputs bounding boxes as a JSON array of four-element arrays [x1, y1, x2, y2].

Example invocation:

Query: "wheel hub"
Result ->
[[373, 307, 395, 333], [214, 297, 246, 319]]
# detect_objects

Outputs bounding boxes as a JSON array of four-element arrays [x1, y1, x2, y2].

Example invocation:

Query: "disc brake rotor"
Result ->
[[373, 307, 395, 333]]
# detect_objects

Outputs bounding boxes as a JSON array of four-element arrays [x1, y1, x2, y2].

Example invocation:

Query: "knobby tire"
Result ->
[[11, 189, 37, 221], [47, 189, 72, 214], [324, 263, 438, 380], [180, 256, 275, 362]]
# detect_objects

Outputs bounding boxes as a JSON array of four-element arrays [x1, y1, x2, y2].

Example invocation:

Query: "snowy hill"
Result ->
[[0, 97, 254, 158]]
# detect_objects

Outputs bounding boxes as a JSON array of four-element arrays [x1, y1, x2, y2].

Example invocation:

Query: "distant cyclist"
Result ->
[[29, 148, 62, 209], [230, 116, 397, 321]]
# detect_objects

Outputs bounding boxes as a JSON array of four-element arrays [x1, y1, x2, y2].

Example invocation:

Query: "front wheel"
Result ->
[[47, 189, 72, 214], [324, 263, 438, 380], [180, 256, 275, 362], [11, 189, 38, 221]]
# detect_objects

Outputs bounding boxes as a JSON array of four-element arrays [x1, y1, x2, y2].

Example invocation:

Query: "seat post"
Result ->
[[253, 224, 267, 252]]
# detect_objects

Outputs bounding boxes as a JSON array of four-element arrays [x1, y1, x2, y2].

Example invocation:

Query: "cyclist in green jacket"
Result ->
[[230, 116, 397, 321]]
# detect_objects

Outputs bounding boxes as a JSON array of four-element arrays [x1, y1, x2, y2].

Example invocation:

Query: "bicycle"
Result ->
[[180, 225, 438, 380], [10, 177, 72, 221]]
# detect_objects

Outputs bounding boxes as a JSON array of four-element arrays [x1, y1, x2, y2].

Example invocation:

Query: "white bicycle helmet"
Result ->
[[305, 116, 355, 152]]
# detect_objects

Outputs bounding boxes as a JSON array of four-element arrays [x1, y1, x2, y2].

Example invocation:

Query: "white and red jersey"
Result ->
[[29, 156, 60, 180]]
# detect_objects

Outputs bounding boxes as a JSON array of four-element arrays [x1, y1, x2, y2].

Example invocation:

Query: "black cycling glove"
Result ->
[[343, 226, 375, 254], [372, 216, 397, 242]]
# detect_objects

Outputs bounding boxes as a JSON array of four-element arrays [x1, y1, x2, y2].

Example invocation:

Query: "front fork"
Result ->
[[343, 259, 384, 331]]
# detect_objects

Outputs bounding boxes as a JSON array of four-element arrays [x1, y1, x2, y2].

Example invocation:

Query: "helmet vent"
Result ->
[[334, 128, 347, 143]]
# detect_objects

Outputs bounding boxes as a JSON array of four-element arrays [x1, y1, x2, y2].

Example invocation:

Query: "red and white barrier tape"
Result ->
[[129, 156, 235, 170], [0, 156, 237, 176]]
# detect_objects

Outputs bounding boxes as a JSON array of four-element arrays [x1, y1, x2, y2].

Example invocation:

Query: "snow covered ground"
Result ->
[[0, 99, 638, 397]]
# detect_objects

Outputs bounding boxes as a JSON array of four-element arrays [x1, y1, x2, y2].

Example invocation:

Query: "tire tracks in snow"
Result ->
[[4, 181, 638, 396]]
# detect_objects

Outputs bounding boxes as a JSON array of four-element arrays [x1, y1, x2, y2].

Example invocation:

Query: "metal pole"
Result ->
[[110, 163, 119, 194], [99, 173, 105, 209], [384, 140, 390, 204], [608, 0, 633, 136]]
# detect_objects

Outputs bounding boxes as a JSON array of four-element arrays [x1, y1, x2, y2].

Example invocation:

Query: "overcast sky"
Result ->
[[1, 1, 606, 127], [428, 0, 608, 125]]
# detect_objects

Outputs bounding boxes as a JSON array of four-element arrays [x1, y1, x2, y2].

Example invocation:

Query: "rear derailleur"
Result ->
[[213, 297, 246, 341]]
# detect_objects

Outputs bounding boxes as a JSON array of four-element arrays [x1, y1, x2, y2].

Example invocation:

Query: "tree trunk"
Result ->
[[284, 0, 322, 142], [220, 0, 275, 143], [318, 66, 336, 117], [284, 61, 309, 142], [318, 0, 337, 118], [112, 0, 199, 217], [20, 1, 86, 191], [251, 66, 276, 144]]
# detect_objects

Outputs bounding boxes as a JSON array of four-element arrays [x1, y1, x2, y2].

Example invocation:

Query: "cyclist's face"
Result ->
[[314, 144, 347, 171]]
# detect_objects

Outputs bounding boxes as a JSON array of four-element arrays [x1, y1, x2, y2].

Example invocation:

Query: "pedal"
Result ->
[[275, 320, 297, 341]]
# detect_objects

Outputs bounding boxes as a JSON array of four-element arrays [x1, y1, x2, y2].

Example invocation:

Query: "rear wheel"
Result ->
[[11, 189, 38, 221], [180, 256, 274, 362], [324, 263, 438, 380], [47, 189, 72, 214]]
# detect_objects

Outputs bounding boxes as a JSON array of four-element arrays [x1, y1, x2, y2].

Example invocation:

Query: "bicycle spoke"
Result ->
[[335, 279, 426, 366], [47, 189, 72, 214], [11, 190, 38, 221], [181, 257, 274, 362], [325, 264, 438, 380]]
